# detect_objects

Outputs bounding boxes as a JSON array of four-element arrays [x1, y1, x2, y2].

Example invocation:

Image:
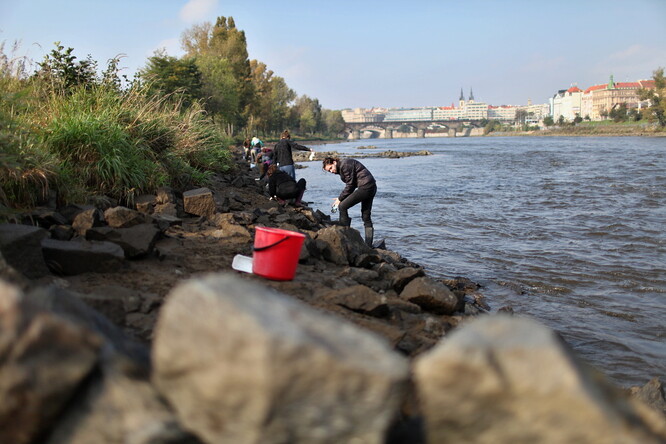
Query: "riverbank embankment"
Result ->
[[0, 144, 664, 443]]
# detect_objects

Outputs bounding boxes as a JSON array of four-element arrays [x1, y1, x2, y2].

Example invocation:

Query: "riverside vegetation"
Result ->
[[1, 22, 666, 444]]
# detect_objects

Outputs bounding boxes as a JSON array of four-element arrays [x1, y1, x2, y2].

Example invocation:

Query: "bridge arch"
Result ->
[[344, 119, 482, 139]]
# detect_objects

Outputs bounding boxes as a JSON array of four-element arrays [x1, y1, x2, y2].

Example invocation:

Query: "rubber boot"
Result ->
[[294, 187, 305, 206], [364, 227, 374, 248]]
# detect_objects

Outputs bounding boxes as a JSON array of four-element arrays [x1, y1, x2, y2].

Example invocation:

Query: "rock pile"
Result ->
[[0, 146, 664, 443]]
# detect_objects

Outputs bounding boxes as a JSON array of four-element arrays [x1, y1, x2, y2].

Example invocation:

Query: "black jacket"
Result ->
[[337, 158, 376, 201], [274, 138, 309, 166], [268, 170, 299, 198]]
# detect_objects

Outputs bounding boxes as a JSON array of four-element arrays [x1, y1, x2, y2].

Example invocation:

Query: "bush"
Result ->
[[1, 43, 234, 210]]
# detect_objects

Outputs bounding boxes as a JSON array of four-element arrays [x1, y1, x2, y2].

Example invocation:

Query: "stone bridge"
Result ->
[[344, 119, 483, 139]]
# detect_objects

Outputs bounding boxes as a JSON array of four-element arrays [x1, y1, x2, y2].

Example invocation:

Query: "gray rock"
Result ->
[[42, 238, 125, 275], [86, 224, 161, 258], [25, 285, 149, 368], [183, 188, 216, 217], [49, 224, 75, 241], [57, 204, 90, 224], [324, 284, 390, 317], [151, 214, 182, 232], [631, 377, 666, 416], [45, 363, 201, 444], [104, 206, 151, 228], [0, 281, 101, 444], [153, 202, 179, 217], [153, 273, 409, 444], [72, 208, 105, 236], [28, 208, 68, 229], [315, 225, 372, 266], [338, 266, 380, 287], [400, 276, 463, 315], [134, 194, 156, 214], [0, 223, 50, 278], [414, 315, 666, 444], [389, 266, 425, 293], [0, 251, 30, 289], [18, 286, 194, 444]]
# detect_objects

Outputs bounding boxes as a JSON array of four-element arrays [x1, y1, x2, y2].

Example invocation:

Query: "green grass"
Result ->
[[1, 71, 234, 211]]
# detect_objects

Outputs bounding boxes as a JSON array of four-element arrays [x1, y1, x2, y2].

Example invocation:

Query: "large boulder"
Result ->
[[26, 285, 149, 365], [153, 273, 409, 444], [44, 361, 199, 444], [0, 280, 102, 444], [0, 223, 50, 278], [86, 224, 161, 258], [324, 284, 389, 317], [21, 285, 194, 444], [389, 266, 425, 293], [399, 276, 463, 315], [413, 315, 666, 443], [0, 251, 30, 290], [315, 225, 372, 266], [41, 239, 125, 275]]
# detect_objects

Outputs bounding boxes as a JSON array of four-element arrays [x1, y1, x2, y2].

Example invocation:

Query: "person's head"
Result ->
[[322, 157, 339, 174], [266, 164, 279, 177], [281, 130, 290, 139], [243, 138, 251, 147]]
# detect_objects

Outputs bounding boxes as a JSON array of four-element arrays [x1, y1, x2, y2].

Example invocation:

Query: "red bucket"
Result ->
[[252, 227, 306, 281]]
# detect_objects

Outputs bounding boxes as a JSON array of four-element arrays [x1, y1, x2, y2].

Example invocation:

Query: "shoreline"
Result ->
[[1, 144, 664, 441]]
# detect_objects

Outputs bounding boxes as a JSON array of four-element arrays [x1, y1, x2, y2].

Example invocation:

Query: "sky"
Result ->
[[2, 0, 666, 110]]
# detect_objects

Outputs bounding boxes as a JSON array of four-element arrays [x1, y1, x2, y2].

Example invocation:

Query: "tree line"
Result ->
[[0, 15, 347, 213], [140, 16, 344, 139]]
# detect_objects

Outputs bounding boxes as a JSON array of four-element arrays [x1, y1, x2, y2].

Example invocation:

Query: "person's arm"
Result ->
[[288, 140, 312, 152], [268, 176, 277, 197]]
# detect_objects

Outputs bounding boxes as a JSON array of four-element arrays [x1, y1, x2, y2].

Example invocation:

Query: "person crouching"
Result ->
[[266, 164, 306, 206]]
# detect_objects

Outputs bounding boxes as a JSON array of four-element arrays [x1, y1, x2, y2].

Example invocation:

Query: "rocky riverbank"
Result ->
[[0, 145, 664, 443]]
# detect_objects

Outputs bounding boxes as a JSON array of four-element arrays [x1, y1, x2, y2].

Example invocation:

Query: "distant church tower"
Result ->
[[607, 74, 616, 89], [468, 88, 475, 103], [459, 88, 465, 108]]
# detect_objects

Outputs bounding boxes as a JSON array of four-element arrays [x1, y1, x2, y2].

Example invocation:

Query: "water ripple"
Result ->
[[298, 136, 666, 386]]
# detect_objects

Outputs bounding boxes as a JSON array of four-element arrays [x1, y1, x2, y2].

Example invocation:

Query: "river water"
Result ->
[[296, 136, 666, 387]]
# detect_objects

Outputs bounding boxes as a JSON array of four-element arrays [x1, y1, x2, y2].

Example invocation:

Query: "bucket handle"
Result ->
[[253, 236, 289, 252]]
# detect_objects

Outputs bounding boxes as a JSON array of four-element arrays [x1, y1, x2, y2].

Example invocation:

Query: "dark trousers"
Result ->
[[277, 179, 306, 199], [339, 185, 376, 228]]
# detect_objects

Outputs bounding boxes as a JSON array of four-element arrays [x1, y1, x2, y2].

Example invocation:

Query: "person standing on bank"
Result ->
[[322, 156, 377, 247], [274, 130, 313, 180]]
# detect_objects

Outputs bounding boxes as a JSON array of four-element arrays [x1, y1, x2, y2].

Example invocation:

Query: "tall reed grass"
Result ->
[[1, 45, 233, 213]]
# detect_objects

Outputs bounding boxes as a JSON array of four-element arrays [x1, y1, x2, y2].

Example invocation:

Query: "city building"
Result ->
[[340, 108, 385, 123], [520, 100, 550, 126], [589, 76, 655, 119], [433, 104, 463, 120], [550, 86, 583, 121], [340, 75, 657, 128], [488, 105, 517, 122], [384, 108, 434, 122], [557, 76, 655, 121]]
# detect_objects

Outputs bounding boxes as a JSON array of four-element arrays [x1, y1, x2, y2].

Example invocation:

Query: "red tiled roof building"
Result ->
[[583, 75, 656, 119]]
